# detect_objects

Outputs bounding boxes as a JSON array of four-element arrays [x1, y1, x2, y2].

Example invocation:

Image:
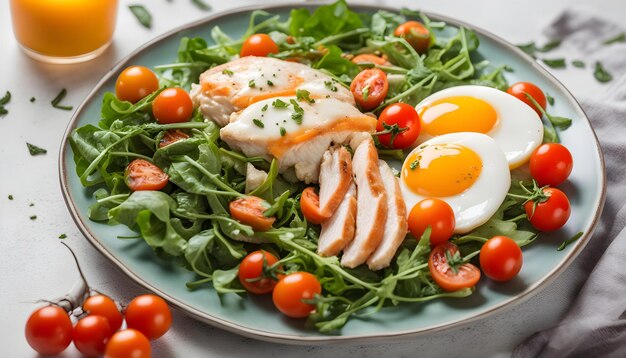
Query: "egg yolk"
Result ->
[[418, 96, 498, 135], [402, 144, 483, 197]]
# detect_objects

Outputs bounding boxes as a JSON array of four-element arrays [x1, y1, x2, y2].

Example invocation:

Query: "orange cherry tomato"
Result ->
[[238, 250, 282, 294], [429, 242, 481, 292], [125, 159, 169, 191], [272, 272, 321, 318], [152, 87, 193, 124], [83, 295, 123, 332], [159, 129, 189, 148], [480, 236, 523, 282], [529, 143, 573, 187], [507, 82, 547, 117], [394, 21, 431, 54], [351, 54, 389, 66], [104, 329, 151, 358], [73, 315, 112, 357], [408, 198, 455, 246], [376, 102, 421, 149], [25, 306, 73, 356], [229, 196, 276, 231], [524, 187, 571, 232], [125, 294, 172, 340], [240, 34, 279, 57], [300, 187, 330, 225], [350, 68, 389, 111], [115, 66, 159, 103]]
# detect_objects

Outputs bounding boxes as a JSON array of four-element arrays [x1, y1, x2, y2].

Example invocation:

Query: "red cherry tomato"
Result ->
[[428, 242, 481, 292], [115, 66, 159, 103], [524, 187, 571, 232], [152, 87, 193, 124], [272, 272, 321, 318], [479, 236, 523, 282], [238, 250, 282, 294], [351, 54, 389, 66], [376, 103, 421, 149], [104, 329, 151, 358], [507, 82, 547, 117], [240, 34, 279, 57], [83, 295, 123, 332], [408, 198, 455, 246], [530, 143, 573, 187], [25, 306, 73, 356], [125, 159, 169, 191], [394, 21, 431, 54], [350, 68, 389, 111], [125, 294, 172, 340], [300, 187, 330, 225], [73, 315, 112, 357], [229, 196, 276, 232]]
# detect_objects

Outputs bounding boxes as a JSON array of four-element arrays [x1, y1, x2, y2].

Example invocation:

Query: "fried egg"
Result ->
[[400, 132, 510, 233], [415, 85, 543, 169]]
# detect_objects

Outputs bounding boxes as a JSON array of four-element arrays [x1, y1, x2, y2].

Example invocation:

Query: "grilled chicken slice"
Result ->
[[190, 56, 355, 126], [340, 139, 388, 268], [318, 183, 357, 257], [366, 160, 408, 270], [318, 147, 353, 217], [220, 97, 375, 183]]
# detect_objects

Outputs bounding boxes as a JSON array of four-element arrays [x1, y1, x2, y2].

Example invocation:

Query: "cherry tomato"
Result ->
[[83, 295, 123, 332], [104, 329, 151, 358], [524, 187, 571, 232], [428, 242, 481, 292], [507, 82, 547, 117], [159, 129, 189, 148], [530, 143, 573, 187], [240, 34, 279, 57], [238, 250, 282, 294], [125, 159, 169, 192], [272, 272, 321, 318], [229, 196, 276, 232], [479, 236, 523, 282], [25, 306, 73, 356], [351, 54, 389, 66], [152, 87, 193, 124], [115, 66, 159, 103], [408, 198, 455, 246], [125, 294, 172, 340], [394, 21, 431, 54], [350, 68, 389, 111], [73, 315, 112, 357], [300, 187, 330, 225], [376, 103, 421, 149]]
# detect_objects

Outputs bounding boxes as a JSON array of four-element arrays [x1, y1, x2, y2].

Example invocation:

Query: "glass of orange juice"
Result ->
[[9, 0, 119, 64]]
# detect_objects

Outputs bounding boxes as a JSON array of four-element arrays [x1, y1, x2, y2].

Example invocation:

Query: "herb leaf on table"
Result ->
[[129, 5, 152, 29], [27, 143, 47, 156]]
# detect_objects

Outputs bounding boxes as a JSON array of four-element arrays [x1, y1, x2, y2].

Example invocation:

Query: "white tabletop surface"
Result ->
[[0, 0, 622, 357]]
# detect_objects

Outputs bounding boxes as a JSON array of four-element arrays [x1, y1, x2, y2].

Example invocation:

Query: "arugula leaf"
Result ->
[[288, 0, 363, 40], [594, 62, 612, 83], [129, 5, 152, 29], [550, 116, 572, 130], [313, 45, 360, 78], [27, 143, 47, 156]]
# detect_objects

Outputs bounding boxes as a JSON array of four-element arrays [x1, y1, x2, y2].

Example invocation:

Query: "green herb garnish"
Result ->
[[272, 99, 289, 108], [129, 5, 152, 28], [279, 127, 286, 136], [248, 80, 256, 88], [603, 32, 625, 45], [594, 62, 612, 83], [30, 215, 37, 220], [0, 91, 11, 115], [557, 231, 583, 251], [361, 84, 370, 101], [572, 60, 585, 68], [252, 119, 264, 128], [542, 58, 566, 68], [222, 69, 234, 75], [58, 234, 67, 239], [51, 89, 73, 110], [191, 0, 212, 11], [296, 89, 315, 103], [26, 143, 47, 156], [8, 195, 13, 200], [261, 104, 268, 112], [409, 159, 419, 170], [267, 80, 274, 86], [30, 97, 36, 102], [324, 80, 338, 92], [546, 94, 554, 106]]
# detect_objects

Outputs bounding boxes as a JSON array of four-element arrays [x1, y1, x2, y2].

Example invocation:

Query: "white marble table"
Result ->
[[1, 0, 622, 356]]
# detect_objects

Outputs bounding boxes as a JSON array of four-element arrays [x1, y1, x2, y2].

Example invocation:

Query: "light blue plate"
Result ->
[[59, 2, 606, 344]]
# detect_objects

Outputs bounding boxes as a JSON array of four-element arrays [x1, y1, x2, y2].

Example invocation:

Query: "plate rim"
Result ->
[[58, 0, 607, 345]]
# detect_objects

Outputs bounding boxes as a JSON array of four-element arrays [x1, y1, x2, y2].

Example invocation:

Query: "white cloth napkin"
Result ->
[[513, 9, 626, 358]]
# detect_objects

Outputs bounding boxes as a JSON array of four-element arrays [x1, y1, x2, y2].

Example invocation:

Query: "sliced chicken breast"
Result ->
[[318, 146, 353, 217], [318, 183, 357, 257], [366, 160, 408, 270], [340, 139, 388, 268], [190, 56, 355, 126]]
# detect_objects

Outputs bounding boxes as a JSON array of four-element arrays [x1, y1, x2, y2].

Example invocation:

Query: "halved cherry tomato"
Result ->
[[104, 329, 151, 358], [229, 196, 276, 231], [429, 242, 481, 292], [159, 129, 189, 148], [25, 306, 73, 356], [350, 68, 389, 111], [115, 66, 159, 103], [479, 236, 523, 282], [529, 143, 573, 187], [238, 250, 282, 294], [376, 103, 421, 149], [152, 87, 193, 124], [125, 294, 172, 340], [300, 187, 330, 225], [507, 82, 547, 117], [408, 198, 455, 246], [524, 187, 571, 232], [73, 315, 112, 357], [240, 34, 279, 57], [83, 295, 124, 332], [125, 159, 169, 191], [272, 272, 321, 318], [351, 54, 389, 66], [394, 21, 431, 54]]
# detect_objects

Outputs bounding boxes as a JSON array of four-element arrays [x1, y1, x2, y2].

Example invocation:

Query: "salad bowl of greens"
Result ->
[[59, 1, 605, 343]]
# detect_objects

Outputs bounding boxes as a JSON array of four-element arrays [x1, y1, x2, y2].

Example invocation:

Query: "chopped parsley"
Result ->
[[324, 80, 338, 92], [603, 32, 625, 45], [279, 127, 287, 136], [542, 58, 566, 69], [362, 84, 370, 101], [30, 215, 37, 220], [252, 119, 264, 128], [27, 143, 47, 156], [51, 88, 73, 110], [248, 80, 256, 88], [296, 89, 315, 103], [8, 195, 13, 200], [290, 99, 305, 124], [261, 104, 268, 112], [594, 62, 612, 83], [222, 69, 234, 75], [267, 80, 274, 86], [272, 99, 289, 108], [30, 97, 36, 102], [191, 0, 212, 11], [546, 94, 555, 106], [0, 91, 11, 115], [572, 60, 585, 68], [409, 159, 419, 170], [58, 234, 67, 239]]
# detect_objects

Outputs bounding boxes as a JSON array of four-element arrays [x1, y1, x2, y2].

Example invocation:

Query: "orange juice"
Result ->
[[10, 0, 118, 62]]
